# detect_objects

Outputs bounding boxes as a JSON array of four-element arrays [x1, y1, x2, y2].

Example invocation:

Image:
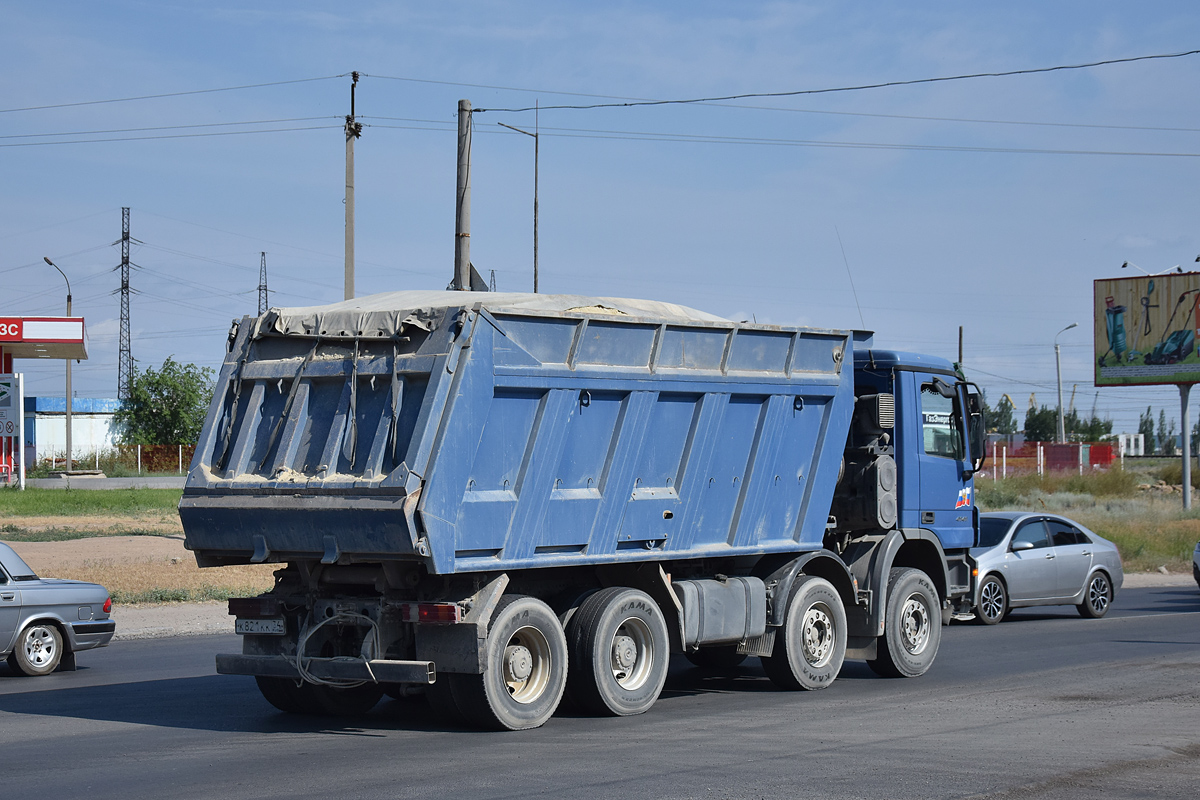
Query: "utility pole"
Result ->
[[257, 252, 269, 315], [1181, 384, 1193, 509], [118, 207, 133, 400], [454, 99, 472, 291], [498, 99, 540, 293], [345, 71, 362, 301]]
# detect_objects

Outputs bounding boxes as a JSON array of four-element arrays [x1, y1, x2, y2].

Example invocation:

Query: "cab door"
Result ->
[[915, 373, 975, 549]]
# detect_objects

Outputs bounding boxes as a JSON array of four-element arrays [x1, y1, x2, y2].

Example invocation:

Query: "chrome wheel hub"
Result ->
[[899, 596, 931, 655], [610, 618, 654, 690], [503, 626, 551, 704], [801, 604, 835, 667]]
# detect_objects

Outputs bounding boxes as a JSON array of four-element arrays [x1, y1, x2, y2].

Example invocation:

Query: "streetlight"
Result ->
[[498, 101, 540, 293], [1055, 322, 1077, 444], [43, 257, 73, 472]]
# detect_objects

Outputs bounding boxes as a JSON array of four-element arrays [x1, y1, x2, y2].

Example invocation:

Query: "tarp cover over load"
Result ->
[[256, 291, 729, 340]]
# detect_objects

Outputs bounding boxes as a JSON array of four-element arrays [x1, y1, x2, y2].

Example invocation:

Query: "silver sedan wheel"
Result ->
[[24, 625, 59, 668], [10, 623, 64, 676], [1078, 572, 1113, 618]]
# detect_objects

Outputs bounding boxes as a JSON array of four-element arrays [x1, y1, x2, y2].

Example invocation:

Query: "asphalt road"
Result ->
[[2, 585, 1198, 800]]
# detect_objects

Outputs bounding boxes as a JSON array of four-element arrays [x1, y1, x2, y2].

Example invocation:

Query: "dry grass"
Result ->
[[979, 471, 1199, 573], [62, 559, 277, 605], [8, 535, 276, 605]]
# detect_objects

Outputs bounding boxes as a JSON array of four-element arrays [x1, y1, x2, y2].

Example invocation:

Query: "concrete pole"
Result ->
[[65, 293, 72, 472], [1054, 322, 1077, 445], [455, 99, 472, 291], [534, 100, 539, 293], [345, 132, 354, 300], [1055, 342, 1065, 444], [344, 72, 361, 301], [45, 257, 72, 472], [1181, 383, 1192, 509]]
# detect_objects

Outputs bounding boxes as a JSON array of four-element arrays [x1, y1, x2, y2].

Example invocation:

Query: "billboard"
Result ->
[[1094, 272, 1200, 387]]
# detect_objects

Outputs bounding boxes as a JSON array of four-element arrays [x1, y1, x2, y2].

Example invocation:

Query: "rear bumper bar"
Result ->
[[216, 654, 436, 684]]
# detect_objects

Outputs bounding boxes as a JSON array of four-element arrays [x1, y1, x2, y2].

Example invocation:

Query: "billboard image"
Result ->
[[1094, 272, 1200, 387]]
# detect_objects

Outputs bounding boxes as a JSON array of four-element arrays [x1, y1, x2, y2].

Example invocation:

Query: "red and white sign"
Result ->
[[0, 318, 23, 340], [0, 316, 86, 359]]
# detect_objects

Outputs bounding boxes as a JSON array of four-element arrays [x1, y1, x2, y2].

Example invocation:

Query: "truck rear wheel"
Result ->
[[452, 595, 567, 731], [868, 568, 941, 678], [567, 587, 670, 716], [762, 575, 846, 690]]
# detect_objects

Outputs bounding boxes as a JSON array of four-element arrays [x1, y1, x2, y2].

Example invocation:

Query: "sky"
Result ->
[[4, 1, 1200, 437]]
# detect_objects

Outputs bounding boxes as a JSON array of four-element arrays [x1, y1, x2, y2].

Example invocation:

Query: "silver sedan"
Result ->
[[1, 541, 115, 676], [970, 512, 1124, 625]]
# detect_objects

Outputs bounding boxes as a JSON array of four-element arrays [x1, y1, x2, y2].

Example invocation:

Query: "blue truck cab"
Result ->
[[182, 292, 985, 730]]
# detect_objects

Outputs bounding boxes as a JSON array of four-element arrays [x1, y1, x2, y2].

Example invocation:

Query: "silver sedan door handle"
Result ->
[[1044, 553, 1055, 560], [1081, 551, 1091, 556], [0, 592, 14, 601]]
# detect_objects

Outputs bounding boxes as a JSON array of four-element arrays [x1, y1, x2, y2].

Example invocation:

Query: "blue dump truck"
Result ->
[[180, 290, 986, 730]]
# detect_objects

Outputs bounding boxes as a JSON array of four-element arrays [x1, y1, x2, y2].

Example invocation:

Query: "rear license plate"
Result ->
[[235, 618, 286, 635]]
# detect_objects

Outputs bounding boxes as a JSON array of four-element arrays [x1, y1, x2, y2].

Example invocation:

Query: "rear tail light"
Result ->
[[103, 597, 112, 614], [399, 602, 462, 624]]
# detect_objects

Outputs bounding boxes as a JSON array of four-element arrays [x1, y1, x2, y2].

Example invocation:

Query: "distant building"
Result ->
[[1116, 433, 1145, 457], [22, 397, 121, 463]]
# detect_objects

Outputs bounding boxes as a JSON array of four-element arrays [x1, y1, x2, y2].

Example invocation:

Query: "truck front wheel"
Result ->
[[762, 575, 847, 691], [566, 587, 670, 716], [868, 568, 941, 678], [452, 595, 568, 731]]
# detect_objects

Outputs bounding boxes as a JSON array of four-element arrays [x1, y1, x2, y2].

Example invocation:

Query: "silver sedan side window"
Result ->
[[1012, 520, 1050, 549]]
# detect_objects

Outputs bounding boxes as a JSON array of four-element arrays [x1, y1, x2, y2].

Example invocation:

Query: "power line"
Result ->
[[0, 124, 341, 148], [0, 75, 346, 114], [0, 117, 341, 140], [367, 120, 1200, 158], [475, 49, 1200, 113]]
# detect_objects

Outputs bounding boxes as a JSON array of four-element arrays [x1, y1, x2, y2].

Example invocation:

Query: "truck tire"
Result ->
[[685, 645, 747, 671], [868, 568, 941, 678], [452, 595, 568, 731], [566, 587, 670, 716], [255, 676, 311, 713], [761, 575, 846, 691]]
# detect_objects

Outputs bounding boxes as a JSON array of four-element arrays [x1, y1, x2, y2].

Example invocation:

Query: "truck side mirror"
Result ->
[[963, 384, 988, 472]]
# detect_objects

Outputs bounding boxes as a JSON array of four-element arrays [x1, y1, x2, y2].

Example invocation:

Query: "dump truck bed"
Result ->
[[180, 291, 855, 575]]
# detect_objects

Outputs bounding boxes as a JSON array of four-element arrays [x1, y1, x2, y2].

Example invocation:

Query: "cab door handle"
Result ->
[[0, 592, 14, 601]]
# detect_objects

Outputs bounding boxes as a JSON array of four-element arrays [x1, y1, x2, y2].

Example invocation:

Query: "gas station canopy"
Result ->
[[0, 316, 87, 360]]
